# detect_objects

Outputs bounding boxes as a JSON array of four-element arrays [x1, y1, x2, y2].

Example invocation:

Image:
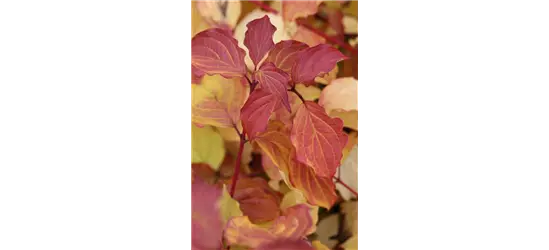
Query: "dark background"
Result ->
[[0, 0, 15, 16]]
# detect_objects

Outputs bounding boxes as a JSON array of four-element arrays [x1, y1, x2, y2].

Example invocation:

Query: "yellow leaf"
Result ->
[[312, 240, 331, 250], [315, 65, 339, 85], [295, 83, 321, 101], [343, 15, 358, 34], [192, 74, 247, 128], [196, 1, 241, 29], [330, 109, 358, 130], [192, 124, 225, 170], [342, 235, 358, 250], [218, 185, 243, 224]]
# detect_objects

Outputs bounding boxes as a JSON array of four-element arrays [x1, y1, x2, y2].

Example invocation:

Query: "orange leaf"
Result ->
[[225, 204, 314, 248], [291, 101, 348, 177], [288, 157, 338, 209], [225, 177, 283, 224]]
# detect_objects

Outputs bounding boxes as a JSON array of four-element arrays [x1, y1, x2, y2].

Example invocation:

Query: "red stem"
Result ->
[[229, 135, 246, 197], [248, 0, 358, 55], [334, 176, 358, 197], [289, 87, 306, 103]]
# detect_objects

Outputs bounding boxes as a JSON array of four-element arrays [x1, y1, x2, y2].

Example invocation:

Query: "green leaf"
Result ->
[[192, 124, 225, 170]]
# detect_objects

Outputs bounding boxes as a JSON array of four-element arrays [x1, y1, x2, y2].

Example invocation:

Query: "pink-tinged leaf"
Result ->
[[240, 89, 277, 140], [256, 240, 315, 250], [192, 178, 223, 250], [282, 1, 322, 22], [262, 154, 283, 182], [291, 101, 348, 177], [192, 65, 204, 84], [291, 44, 348, 85], [192, 28, 247, 78], [288, 157, 338, 209], [244, 15, 276, 67], [254, 62, 291, 111], [225, 204, 314, 248], [291, 25, 326, 47], [265, 40, 309, 79]]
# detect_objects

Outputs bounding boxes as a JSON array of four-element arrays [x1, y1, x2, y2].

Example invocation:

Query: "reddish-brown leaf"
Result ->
[[291, 44, 348, 85], [291, 101, 348, 177], [288, 157, 338, 209], [192, 28, 247, 78], [244, 15, 276, 68], [256, 240, 314, 250], [240, 89, 277, 140], [192, 178, 223, 250], [254, 62, 291, 111], [225, 177, 283, 224]]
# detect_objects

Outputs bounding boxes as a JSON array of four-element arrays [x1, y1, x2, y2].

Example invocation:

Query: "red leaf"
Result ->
[[256, 240, 314, 250], [192, 178, 223, 250], [192, 28, 247, 78], [254, 62, 291, 112], [291, 44, 348, 85], [265, 40, 309, 79], [240, 89, 277, 140], [291, 101, 348, 177], [244, 15, 277, 67]]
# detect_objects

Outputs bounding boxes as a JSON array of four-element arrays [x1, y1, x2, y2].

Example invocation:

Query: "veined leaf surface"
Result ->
[[244, 15, 276, 67], [191, 74, 247, 128], [254, 62, 291, 111], [291, 101, 348, 177], [240, 89, 277, 140], [225, 204, 314, 248], [192, 28, 247, 78], [291, 44, 348, 85]]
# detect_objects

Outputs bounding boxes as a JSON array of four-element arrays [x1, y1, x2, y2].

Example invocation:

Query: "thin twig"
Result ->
[[229, 134, 246, 197], [334, 176, 358, 197], [289, 87, 306, 104]]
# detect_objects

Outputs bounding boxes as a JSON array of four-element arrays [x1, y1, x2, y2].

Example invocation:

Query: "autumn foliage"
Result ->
[[192, 1, 358, 249]]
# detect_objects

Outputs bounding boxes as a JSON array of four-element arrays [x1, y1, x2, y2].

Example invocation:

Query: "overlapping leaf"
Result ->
[[244, 15, 276, 67], [282, 0, 322, 21], [234, 10, 289, 70], [288, 157, 338, 209], [196, 1, 241, 30], [224, 204, 314, 248], [292, 44, 348, 85], [265, 40, 309, 80], [336, 145, 358, 200], [191, 74, 247, 128], [192, 28, 247, 78], [291, 101, 348, 177], [319, 77, 358, 113], [240, 89, 277, 140], [256, 240, 314, 250], [254, 62, 291, 111], [192, 178, 223, 250], [227, 177, 282, 224]]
